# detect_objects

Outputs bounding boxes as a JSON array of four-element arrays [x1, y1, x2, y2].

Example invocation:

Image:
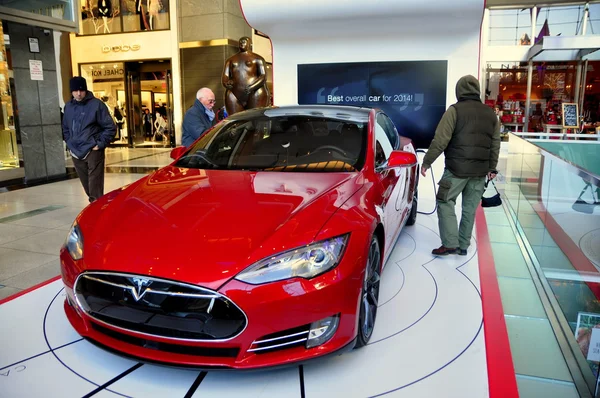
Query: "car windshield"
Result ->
[[175, 114, 367, 172]]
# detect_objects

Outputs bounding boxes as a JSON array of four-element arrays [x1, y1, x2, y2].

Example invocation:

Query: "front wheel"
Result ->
[[406, 189, 418, 226], [355, 237, 381, 348]]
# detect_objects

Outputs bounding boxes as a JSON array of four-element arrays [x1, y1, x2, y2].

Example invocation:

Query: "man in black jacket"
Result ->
[[421, 75, 501, 256], [181, 87, 216, 147], [62, 77, 116, 203]]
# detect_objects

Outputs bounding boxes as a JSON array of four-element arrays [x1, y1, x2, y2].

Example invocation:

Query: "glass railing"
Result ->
[[506, 133, 600, 396]]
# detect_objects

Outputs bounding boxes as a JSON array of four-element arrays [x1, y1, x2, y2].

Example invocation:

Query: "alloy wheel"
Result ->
[[357, 238, 381, 346]]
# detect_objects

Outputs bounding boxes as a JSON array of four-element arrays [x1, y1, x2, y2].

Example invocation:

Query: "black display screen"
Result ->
[[297, 61, 448, 149]]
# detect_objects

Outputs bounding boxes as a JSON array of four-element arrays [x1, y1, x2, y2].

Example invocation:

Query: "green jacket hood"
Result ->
[[455, 75, 481, 101]]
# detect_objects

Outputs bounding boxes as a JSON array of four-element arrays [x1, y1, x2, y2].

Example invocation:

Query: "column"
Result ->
[[7, 22, 65, 182]]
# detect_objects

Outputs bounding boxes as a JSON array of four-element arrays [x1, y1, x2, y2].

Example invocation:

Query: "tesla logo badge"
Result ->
[[129, 278, 152, 301]]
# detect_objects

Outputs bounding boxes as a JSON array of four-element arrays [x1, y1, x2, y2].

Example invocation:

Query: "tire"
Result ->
[[406, 188, 418, 226], [355, 237, 381, 348]]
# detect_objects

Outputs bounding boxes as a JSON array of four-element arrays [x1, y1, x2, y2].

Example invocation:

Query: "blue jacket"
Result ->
[[182, 99, 214, 147], [62, 91, 116, 159]]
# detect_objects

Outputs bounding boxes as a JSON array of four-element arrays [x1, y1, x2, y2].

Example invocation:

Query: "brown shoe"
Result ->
[[432, 246, 458, 256]]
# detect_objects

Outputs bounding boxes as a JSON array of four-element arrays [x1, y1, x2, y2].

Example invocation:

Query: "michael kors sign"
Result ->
[[101, 44, 141, 53]]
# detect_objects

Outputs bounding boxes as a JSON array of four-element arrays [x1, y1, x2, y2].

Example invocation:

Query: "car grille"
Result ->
[[90, 323, 239, 358], [248, 324, 310, 354], [74, 272, 247, 341]]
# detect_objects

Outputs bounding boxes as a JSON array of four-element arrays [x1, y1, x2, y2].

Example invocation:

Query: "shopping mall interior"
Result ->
[[0, 1, 599, 398]]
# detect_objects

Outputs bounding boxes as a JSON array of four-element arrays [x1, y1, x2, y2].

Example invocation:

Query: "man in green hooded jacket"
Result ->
[[421, 75, 501, 256]]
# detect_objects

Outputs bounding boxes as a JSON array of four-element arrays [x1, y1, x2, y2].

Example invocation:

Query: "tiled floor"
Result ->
[[65, 147, 172, 169], [483, 203, 579, 398], [0, 148, 165, 300]]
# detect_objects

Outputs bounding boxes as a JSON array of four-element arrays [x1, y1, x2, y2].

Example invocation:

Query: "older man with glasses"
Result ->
[[182, 87, 217, 147]]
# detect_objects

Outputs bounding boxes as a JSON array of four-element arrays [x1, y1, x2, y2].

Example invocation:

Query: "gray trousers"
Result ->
[[436, 169, 486, 250], [72, 149, 105, 203]]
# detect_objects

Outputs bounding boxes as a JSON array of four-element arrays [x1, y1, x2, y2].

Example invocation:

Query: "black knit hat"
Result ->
[[70, 76, 87, 92]]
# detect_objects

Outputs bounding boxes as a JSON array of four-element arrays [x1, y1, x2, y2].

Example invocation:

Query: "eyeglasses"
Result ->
[[208, 99, 216, 103]]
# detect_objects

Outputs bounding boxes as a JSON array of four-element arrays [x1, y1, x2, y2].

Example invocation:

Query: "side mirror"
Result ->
[[387, 150, 417, 168], [170, 146, 187, 160]]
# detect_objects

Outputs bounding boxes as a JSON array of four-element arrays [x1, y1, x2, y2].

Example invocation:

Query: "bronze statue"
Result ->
[[222, 36, 271, 116]]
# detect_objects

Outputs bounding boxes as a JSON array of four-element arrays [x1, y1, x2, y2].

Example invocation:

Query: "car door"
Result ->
[[380, 115, 411, 218], [374, 113, 403, 261]]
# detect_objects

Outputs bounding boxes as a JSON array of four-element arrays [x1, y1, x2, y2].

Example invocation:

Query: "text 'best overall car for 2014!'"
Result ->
[[59, 105, 419, 369]]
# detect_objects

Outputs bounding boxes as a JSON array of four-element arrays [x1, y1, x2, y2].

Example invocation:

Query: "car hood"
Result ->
[[80, 167, 364, 290]]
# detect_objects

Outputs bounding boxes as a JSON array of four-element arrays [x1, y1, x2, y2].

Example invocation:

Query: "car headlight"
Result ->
[[65, 222, 84, 260], [235, 234, 349, 285]]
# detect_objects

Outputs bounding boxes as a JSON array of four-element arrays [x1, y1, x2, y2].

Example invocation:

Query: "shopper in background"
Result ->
[[181, 87, 216, 147], [62, 76, 116, 203], [143, 108, 153, 140], [421, 75, 501, 256]]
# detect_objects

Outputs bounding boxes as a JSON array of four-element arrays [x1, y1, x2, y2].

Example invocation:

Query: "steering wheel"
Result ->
[[311, 145, 348, 157], [190, 150, 219, 168]]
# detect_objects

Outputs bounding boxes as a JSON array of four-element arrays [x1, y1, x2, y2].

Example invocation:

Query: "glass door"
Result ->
[[166, 70, 175, 147], [125, 63, 144, 146]]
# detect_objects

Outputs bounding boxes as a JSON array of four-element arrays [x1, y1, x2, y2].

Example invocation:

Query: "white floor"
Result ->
[[65, 148, 173, 169], [0, 148, 491, 398], [0, 208, 489, 398]]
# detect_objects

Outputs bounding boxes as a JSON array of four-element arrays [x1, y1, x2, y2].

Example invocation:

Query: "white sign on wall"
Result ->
[[29, 60, 43, 81], [28, 37, 40, 53], [588, 328, 600, 362]]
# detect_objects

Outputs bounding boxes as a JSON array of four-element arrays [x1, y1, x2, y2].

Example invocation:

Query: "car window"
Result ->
[[375, 114, 394, 167], [176, 115, 367, 172], [381, 114, 399, 150]]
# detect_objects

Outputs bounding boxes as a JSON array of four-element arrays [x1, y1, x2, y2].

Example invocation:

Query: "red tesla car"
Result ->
[[60, 105, 419, 369]]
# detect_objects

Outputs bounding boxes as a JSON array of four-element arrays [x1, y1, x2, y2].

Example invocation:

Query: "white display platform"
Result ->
[[0, 203, 488, 398]]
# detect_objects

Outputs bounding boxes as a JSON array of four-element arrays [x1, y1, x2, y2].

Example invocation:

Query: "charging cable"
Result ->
[[415, 149, 438, 215]]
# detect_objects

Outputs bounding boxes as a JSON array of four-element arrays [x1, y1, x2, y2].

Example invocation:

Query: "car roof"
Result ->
[[227, 105, 372, 123]]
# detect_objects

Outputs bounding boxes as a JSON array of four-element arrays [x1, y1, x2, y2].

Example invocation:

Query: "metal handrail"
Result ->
[[514, 132, 600, 139]]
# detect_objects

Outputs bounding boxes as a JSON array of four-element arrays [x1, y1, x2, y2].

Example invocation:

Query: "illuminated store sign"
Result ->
[[101, 44, 141, 53], [91, 68, 124, 78]]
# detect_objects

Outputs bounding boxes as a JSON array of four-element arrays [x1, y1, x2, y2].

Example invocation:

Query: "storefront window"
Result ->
[[81, 62, 126, 143], [0, 0, 75, 22], [0, 21, 18, 172], [485, 61, 578, 137], [80, 61, 173, 148], [80, 0, 169, 35]]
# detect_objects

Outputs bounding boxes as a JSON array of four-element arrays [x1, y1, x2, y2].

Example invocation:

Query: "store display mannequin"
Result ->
[[101, 96, 113, 117], [222, 36, 271, 116], [114, 102, 125, 141], [98, 0, 112, 33], [153, 112, 167, 141], [136, 0, 149, 30], [148, 0, 160, 30]]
